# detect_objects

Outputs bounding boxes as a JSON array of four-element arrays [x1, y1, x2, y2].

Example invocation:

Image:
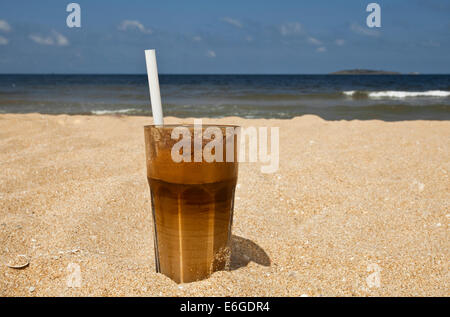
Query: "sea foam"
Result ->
[[344, 90, 450, 98], [91, 108, 139, 115], [369, 90, 450, 98]]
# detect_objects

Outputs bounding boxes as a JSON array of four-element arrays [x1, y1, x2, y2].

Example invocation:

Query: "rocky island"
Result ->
[[330, 69, 401, 75]]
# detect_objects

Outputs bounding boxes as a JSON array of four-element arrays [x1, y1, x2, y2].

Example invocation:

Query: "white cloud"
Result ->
[[54, 31, 69, 46], [221, 17, 242, 28], [0, 35, 8, 45], [193, 36, 202, 42], [0, 20, 11, 32], [118, 20, 152, 34], [29, 31, 69, 46], [316, 46, 327, 53], [280, 22, 303, 36], [335, 39, 345, 46], [350, 23, 380, 37], [29, 34, 54, 45], [307, 37, 322, 45], [206, 50, 216, 58]]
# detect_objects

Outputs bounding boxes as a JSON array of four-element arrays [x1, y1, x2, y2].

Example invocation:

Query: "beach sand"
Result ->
[[0, 113, 448, 296]]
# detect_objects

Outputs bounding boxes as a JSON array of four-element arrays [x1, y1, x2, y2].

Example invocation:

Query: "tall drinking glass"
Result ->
[[144, 124, 239, 283]]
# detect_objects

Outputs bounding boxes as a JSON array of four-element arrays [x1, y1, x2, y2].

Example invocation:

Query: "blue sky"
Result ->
[[0, 0, 449, 74]]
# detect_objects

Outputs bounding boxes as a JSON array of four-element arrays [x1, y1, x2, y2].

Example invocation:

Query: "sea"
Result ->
[[0, 74, 449, 121]]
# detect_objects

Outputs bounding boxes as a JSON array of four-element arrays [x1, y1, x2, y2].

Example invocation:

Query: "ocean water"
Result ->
[[0, 74, 449, 121]]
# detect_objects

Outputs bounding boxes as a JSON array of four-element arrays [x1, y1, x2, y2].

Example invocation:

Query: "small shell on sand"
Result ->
[[5, 254, 30, 269]]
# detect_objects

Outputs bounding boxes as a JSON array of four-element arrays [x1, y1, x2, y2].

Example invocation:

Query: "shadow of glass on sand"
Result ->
[[229, 235, 271, 270]]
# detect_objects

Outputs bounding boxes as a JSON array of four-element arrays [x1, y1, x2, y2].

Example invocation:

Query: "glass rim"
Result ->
[[144, 123, 241, 129]]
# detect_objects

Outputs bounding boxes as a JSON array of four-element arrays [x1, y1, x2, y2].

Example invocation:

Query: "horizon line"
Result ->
[[0, 72, 449, 76]]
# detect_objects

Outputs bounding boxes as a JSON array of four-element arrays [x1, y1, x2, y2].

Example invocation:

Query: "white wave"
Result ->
[[369, 90, 450, 98], [91, 108, 138, 115], [343, 90, 356, 96]]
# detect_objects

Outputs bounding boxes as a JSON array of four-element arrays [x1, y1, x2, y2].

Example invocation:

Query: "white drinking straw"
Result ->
[[144, 49, 164, 125]]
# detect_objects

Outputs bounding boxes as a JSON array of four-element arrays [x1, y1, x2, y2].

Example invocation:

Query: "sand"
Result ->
[[0, 113, 448, 296]]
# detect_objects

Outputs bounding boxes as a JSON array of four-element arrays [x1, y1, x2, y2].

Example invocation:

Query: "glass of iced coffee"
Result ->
[[144, 124, 239, 283]]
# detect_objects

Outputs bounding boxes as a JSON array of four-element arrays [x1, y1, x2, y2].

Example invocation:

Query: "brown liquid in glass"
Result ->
[[149, 177, 236, 283]]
